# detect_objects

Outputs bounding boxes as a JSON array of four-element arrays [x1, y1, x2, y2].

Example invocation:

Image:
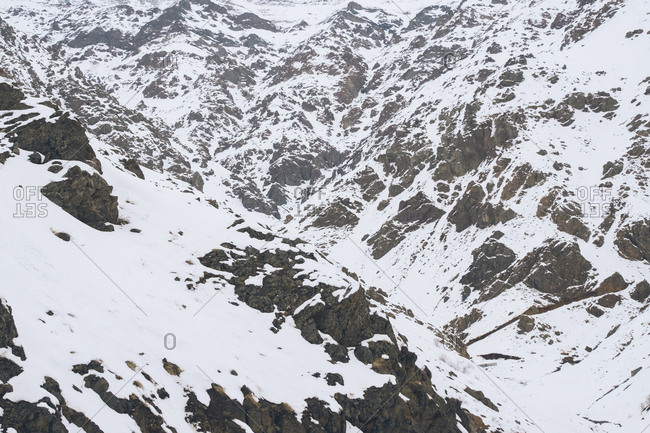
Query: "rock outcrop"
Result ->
[[42, 166, 119, 231]]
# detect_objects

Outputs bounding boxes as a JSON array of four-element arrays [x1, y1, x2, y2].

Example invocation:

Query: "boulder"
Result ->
[[9, 114, 97, 165], [41, 166, 119, 231], [615, 219, 650, 262], [631, 280, 650, 302]]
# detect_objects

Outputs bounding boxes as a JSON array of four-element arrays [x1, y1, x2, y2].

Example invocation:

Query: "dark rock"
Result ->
[[294, 288, 377, 347], [587, 305, 604, 317], [498, 70, 524, 87], [551, 203, 591, 241], [518, 240, 592, 297], [0, 357, 22, 382], [190, 172, 204, 192], [0, 151, 12, 165], [232, 180, 280, 219], [630, 280, 650, 302], [460, 237, 516, 290], [0, 300, 19, 349], [301, 398, 345, 433], [597, 294, 621, 308], [517, 315, 535, 333], [536, 189, 590, 241], [564, 91, 619, 113], [434, 106, 520, 181], [267, 183, 288, 206], [311, 200, 360, 228], [448, 182, 516, 232], [354, 167, 385, 202], [602, 160, 623, 179], [269, 156, 318, 186], [551, 13, 568, 29], [162, 358, 182, 376], [324, 343, 349, 363], [0, 82, 29, 110], [233, 12, 278, 32], [68, 26, 131, 49], [185, 386, 245, 433], [72, 360, 104, 375], [595, 272, 628, 296], [368, 193, 444, 258], [464, 387, 498, 411], [8, 114, 97, 165], [41, 376, 106, 433], [325, 373, 344, 386], [335, 352, 463, 433], [481, 239, 593, 302], [54, 231, 71, 242], [394, 192, 445, 225], [0, 399, 68, 433], [41, 166, 119, 231], [615, 219, 650, 262], [47, 164, 63, 173], [500, 163, 546, 200], [28, 152, 43, 164], [83, 374, 166, 432], [121, 158, 145, 179]]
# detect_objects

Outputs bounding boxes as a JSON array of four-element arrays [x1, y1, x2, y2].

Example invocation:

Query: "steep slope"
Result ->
[[0, 82, 538, 432], [0, 0, 649, 432]]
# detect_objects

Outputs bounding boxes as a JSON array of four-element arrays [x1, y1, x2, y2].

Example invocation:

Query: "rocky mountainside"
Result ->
[[0, 0, 649, 432]]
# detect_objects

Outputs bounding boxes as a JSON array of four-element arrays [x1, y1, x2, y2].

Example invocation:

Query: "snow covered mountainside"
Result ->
[[0, 0, 649, 432]]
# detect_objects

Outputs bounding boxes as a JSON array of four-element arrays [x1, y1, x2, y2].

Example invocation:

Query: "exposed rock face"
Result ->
[[564, 91, 619, 113], [537, 188, 591, 241], [82, 373, 168, 433], [0, 399, 68, 433], [433, 107, 521, 181], [231, 180, 281, 219], [42, 166, 119, 231], [602, 160, 623, 179], [513, 240, 592, 297], [368, 192, 445, 259], [448, 182, 516, 232], [121, 158, 145, 179], [8, 114, 97, 165], [597, 294, 621, 308], [0, 299, 24, 360], [615, 219, 650, 262], [0, 300, 19, 349], [500, 163, 546, 201], [630, 280, 650, 302], [595, 272, 628, 296], [0, 357, 22, 382], [198, 243, 391, 346], [481, 239, 593, 302], [196, 238, 473, 433], [460, 234, 516, 290], [0, 82, 29, 110], [68, 26, 131, 49], [517, 316, 535, 333], [311, 200, 360, 229], [354, 167, 386, 202], [186, 352, 466, 433]]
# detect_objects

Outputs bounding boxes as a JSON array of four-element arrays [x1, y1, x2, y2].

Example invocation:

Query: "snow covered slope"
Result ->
[[0, 0, 649, 431]]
